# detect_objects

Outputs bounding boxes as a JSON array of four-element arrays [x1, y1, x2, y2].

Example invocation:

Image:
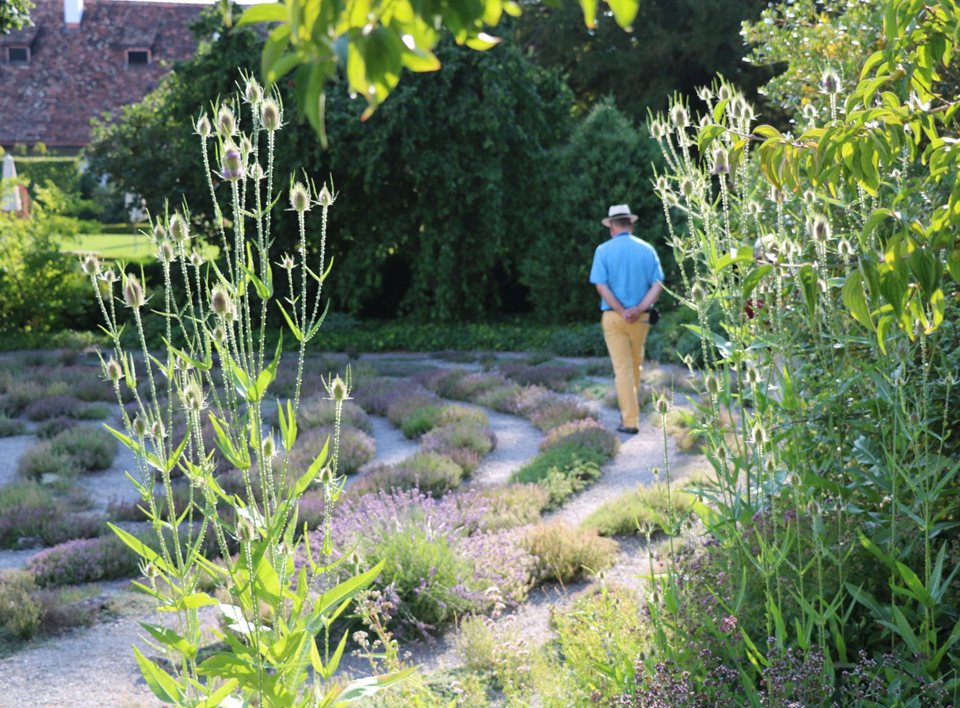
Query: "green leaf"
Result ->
[[139, 622, 198, 660], [237, 2, 287, 27], [295, 438, 330, 497], [313, 561, 385, 626], [741, 265, 773, 300], [713, 245, 754, 274], [578, 0, 597, 28], [108, 523, 173, 575], [134, 646, 184, 704], [606, 0, 639, 29], [195, 679, 239, 708], [262, 24, 292, 89], [320, 667, 418, 705], [842, 270, 875, 331]]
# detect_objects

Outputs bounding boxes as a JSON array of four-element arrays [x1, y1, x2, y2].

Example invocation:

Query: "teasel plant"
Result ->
[[84, 75, 413, 707], [640, 68, 960, 695]]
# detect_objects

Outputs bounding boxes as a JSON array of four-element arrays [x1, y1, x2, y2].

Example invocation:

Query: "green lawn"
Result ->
[[60, 231, 219, 264]]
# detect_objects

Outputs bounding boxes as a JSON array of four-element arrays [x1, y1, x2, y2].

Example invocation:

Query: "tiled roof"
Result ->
[[0, 0, 202, 148]]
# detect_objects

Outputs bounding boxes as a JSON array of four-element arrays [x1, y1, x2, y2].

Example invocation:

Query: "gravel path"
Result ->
[[0, 583, 220, 708], [0, 434, 34, 488], [467, 408, 541, 488], [357, 415, 420, 472], [0, 357, 710, 704]]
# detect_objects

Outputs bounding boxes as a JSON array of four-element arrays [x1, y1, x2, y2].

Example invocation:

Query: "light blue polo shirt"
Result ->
[[589, 232, 664, 311]]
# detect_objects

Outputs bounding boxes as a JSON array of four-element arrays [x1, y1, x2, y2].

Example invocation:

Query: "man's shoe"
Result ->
[[616, 425, 639, 435]]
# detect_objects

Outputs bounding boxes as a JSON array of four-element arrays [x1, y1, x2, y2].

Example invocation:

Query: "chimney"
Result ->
[[64, 0, 84, 29]]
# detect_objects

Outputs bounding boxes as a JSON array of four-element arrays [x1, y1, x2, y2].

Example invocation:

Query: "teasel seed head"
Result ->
[[209, 284, 235, 320], [716, 444, 727, 460], [671, 104, 689, 129], [240, 135, 253, 158], [690, 282, 707, 304], [705, 372, 721, 396], [319, 465, 335, 485], [718, 84, 733, 101], [220, 143, 244, 181], [260, 98, 281, 131], [195, 113, 212, 139], [189, 250, 204, 267], [100, 269, 117, 284], [821, 70, 841, 95], [651, 466, 660, 477], [290, 182, 311, 213], [158, 241, 176, 263], [133, 415, 148, 436], [711, 147, 729, 174], [181, 380, 205, 412], [104, 359, 122, 384], [656, 176, 669, 194], [244, 76, 262, 105], [318, 183, 335, 207], [262, 434, 276, 458], [649, 120, 666, 140], [752, 422, 767, 445], [216, 105, 236, 136], [681, 177, 695, 198], [746, 366, 760, 385], [654, 395, 671, 416], [81, 254, 100, 276], [151, 419, 165, 440], [169, 213, 189, 243], [142, 561, 160, 579], [802, 104, 818, 120], [280, 253, 295, 271], [811, 214, 831, 243], [806, 498, 821, 516], [212, 324, 227, 345], [764, 456, 776, 475], [123, 274, 145, 309], [249, 162, 265, 181], [326, 374, 350, 402], [237, 518, 256, 544], [838, 239, 855, 258]]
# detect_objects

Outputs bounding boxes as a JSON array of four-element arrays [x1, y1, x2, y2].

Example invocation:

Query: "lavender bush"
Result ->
[[23, 395, 83, 421], [352, 452, 464, 496], [499, 361, 581, 392], [286, 425, 375, 476], [539, 418, 620, 457]]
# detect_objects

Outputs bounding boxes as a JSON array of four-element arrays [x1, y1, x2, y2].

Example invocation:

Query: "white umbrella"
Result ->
[[1, 154, 23, 213]]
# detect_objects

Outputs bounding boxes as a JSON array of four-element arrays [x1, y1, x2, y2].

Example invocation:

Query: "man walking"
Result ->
[[589, 205, 664, 435]]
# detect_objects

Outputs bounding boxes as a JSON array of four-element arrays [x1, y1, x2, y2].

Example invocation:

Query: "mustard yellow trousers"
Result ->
[[601, 310, 650, 429]]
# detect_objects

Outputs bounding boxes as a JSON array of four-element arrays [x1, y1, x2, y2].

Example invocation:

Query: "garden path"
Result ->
[[365, 383, 711, 678], [0, 580, 219, 708], [0, 355, 711, 705]]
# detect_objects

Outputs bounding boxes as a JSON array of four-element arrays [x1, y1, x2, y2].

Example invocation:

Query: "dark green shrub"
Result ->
[[35, 417, 79, 440], [399, 404, 445, 439], [49, 427, 117, 472]]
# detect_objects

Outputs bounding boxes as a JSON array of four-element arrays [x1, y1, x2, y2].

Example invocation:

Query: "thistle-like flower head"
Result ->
[[811, 214, 831, 243], [158, 241, 176, 263], [318, 183, 335, 208], [221, 143, 244, 181], [216, 105, 236, 136], [105, 358, 123, 382], [169, 213, 190, 243], [670, 104, 688, 129], [654, 395, 671, 416], [821, 70, 841, 95], [189, 250, 204, 267], [244, 76, 262, 106], [680, 177, 695, 198], [690, 282, 707, 304], [325, 374, 351, 402], [290, 182, 311, 213], [133, 415, 148, 436], [210, 284, 235, 320], [81, 255, 100, 276], [279, 253, 295, 271], [711, 147, 729, 175], [181, 380, 206, 412], [260, 98, 281, 131], [123, 274, 145, 309], [151, 419, 165, 440], [195, 114, 212, 139]]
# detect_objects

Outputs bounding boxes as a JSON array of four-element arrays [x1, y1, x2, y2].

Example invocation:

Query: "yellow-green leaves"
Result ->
[[606, 0, 639, 29]]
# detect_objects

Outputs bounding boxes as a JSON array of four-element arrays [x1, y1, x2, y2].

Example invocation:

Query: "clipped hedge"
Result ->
[[14, 157, 81, 196]]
